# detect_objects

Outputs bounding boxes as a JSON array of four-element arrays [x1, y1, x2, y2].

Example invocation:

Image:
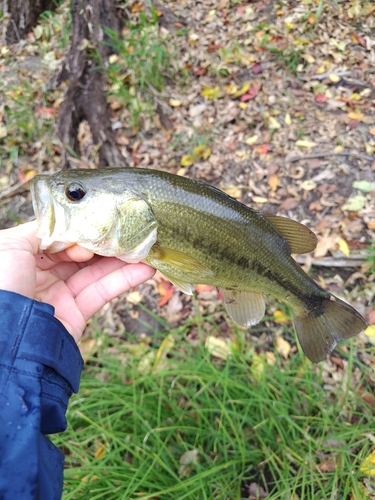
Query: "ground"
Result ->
[[1, 3, 375, 495]]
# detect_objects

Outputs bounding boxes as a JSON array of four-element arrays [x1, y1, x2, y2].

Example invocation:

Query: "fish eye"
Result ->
[[65, 183, 87, 202]]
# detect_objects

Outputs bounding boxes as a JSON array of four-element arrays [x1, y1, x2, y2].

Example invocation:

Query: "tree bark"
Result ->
[[57, 0, 129, 168], [4, 0, 58, 44]]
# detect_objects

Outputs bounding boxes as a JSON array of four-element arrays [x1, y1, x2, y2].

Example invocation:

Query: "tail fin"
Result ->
[[294, 296, 366, 363]]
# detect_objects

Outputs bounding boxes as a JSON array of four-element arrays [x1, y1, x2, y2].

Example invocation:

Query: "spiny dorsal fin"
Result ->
[[262, 214, 317, 254]]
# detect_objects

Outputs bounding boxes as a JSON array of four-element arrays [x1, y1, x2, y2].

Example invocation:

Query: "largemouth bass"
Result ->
[[30, 168, 366, 362]]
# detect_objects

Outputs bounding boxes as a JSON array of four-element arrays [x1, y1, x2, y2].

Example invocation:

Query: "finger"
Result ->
[[35, 245, 95, 270], [65, 257, 130, 296], [74, 263, 155, 321]]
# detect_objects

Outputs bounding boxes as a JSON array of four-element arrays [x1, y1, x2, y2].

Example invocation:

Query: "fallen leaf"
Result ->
[[223, 187, 242, 198], [240, 83, 260, 101], [155, 334, 175, 362], [276, 336, 291, 358], [279, 198, 298, 210], [285, 112, 292, 125], [0, 123, 7, 139], [338, 238, 350, 257], [341, 195, 367, 212], [295, 139, 317, 148], [348, 111, 364, 120], [274, 310, 289, 323], [315, 93, 327, 103], [364, 325, 375, 345], [360, 449, 375, 476], [300, 180, 317, 191], [193, 144, 211, 159], [329, 74, 341, 83], [231, 81, 251, 98], [251, 353, 264, 381], [245, 134, 259, 145], [201, 86, 224, 99], [256, 144, 269, 155], [268, 116, 281, 129], [352, 180, 373, 193], [318, 460, 336, 473], [180, 155, 195, 167], [94, 446, 107, 459], [205, 336, 231, 360]]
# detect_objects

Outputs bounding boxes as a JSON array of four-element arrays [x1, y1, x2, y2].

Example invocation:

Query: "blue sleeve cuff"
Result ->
[[0, 289, 83, 393]]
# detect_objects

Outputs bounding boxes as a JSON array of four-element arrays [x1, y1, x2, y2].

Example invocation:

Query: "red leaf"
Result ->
[[315, 93, 327, 103], [240, 83, 260, 101], [251, 63, 263, 74], [352, 32, 367, 48], [158, 280, 174, 306], [256, 144, 269, 155]]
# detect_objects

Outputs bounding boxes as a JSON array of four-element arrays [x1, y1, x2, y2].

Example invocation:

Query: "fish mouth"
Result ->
[[30, 175, 72, 253]]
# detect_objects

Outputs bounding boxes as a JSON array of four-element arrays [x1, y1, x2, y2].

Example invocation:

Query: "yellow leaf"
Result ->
[[276, 336, 291, 358], [224, 83, 239, 95], [302, 53, 315, 64], [193, 144, 211, 159], [252, 196, 268, 204], [348, 111, 364, 120], [232, 81, 251, 98], [205, 336, 231, 360], [268, 116, 281, 129], [364, 325, 375, 346], [251, 353, 264, 381], [360, 449, 375, 476], [238, 102, 247, 109], [108, 54, 118, 64], [155, 334, 175, 361], [180, 155, 195, 167], [295, 139, 316, 148], [329, 74, 341, 83], [169, 98, 182, 107], [223, 187, 242, 198], [334, 145, 344, 153], [265, 351, 276, 365], [201, 86, 224, 99], [351, 93, 361, 101], [274, 310, 289, 323], [338, 238, 350, 257], [245, 134, 259, 145], [127, 291, 143, 304], [365, 143, 375, 155], [285, 112, 292, 125], [300, 180, 317, 191], [95, 446, 107, 459]]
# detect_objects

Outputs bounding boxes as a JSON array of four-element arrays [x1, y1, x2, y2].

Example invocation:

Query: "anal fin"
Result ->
[[221, 289, 265, 327]]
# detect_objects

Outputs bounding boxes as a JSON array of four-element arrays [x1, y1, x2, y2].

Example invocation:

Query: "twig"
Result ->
[[11, 19, 21, 43], [306, 71, 375, 90], [0, 178, 32, 201], [308, 71, 352, 81], [287, 152, 374, 163], [295, 255, 367, 268]]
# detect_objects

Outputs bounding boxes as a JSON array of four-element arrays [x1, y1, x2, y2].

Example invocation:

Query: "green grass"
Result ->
[[52, 320, 374, 499]]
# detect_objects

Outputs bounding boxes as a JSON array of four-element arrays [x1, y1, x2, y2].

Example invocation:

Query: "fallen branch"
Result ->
[[295, 254, 367, 268], [287, 152, 374, 163]]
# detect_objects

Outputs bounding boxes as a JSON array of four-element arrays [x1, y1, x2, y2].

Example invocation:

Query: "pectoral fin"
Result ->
[[163, 274, 194, 295], [221, 289, 265, 327], [262, 214, 317, 254], [148, 246, 213, 276]]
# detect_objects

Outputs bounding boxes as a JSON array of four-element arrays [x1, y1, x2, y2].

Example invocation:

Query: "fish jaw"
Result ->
[[30, 175, 73, 253]]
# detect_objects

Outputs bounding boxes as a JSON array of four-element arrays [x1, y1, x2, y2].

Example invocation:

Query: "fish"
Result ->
[[30, 167, 367, 362]]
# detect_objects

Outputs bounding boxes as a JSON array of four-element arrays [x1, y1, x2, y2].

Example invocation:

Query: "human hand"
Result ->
[[0, 221, 155, 342]]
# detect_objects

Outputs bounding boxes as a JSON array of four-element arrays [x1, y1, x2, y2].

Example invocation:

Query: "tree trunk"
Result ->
[[57, 0, 129, 168], [4, 0, 58, 44]]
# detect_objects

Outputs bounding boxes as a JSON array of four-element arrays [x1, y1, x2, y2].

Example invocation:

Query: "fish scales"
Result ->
[[30, 167, 367, 362]]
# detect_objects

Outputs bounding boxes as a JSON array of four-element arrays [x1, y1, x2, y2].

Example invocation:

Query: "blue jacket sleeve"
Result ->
[[0, 290, 84, 500]]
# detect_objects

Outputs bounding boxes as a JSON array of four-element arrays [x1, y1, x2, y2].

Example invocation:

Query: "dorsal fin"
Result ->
[[262, 214, 317, 254]]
